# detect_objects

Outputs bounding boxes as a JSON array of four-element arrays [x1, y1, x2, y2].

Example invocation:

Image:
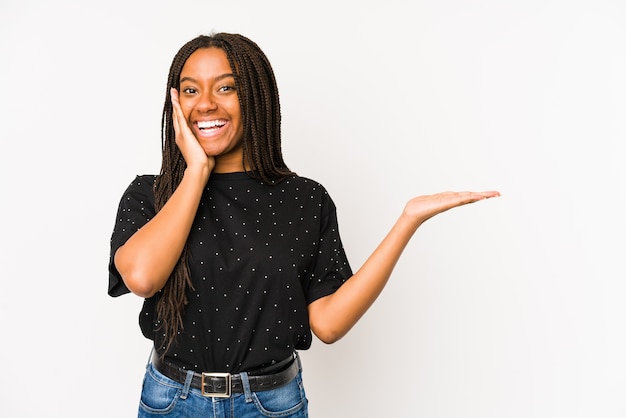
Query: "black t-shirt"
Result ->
[[109, 173, 352, 373]]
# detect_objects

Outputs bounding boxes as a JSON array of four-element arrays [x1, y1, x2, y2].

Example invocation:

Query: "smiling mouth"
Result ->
[[197, 120, 227, 131]]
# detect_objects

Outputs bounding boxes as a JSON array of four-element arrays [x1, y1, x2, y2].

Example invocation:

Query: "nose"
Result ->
[[197, 91, 218, 112]]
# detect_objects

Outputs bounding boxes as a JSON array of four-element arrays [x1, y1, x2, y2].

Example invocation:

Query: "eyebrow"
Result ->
[[179, 73, 235, 84]]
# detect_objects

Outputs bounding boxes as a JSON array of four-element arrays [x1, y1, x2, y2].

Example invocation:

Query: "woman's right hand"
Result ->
[[114, 90, 216, 297], [170, 88, 215, 173]]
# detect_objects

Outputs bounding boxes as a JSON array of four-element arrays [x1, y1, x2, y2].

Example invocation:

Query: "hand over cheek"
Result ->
[[171, 88, 215, 172]]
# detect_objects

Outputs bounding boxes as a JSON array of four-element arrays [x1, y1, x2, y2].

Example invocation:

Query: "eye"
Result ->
[[218, 85, 236, 93], [182, 87, 198, 94]]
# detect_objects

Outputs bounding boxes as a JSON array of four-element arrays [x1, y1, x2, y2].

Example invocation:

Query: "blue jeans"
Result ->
[[137, 355, 308, 417]]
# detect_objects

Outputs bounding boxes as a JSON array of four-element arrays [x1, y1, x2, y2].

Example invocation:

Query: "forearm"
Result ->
[[114, 166, 210, 297], [308, 190, 500, 343], [309, 212, 422, 343]]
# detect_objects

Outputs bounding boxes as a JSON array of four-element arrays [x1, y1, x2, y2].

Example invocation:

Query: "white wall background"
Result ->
[[1, 0, 625, 417]]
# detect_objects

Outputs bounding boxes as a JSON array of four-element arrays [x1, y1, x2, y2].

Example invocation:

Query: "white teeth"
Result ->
[[197, 120, 226, 129]]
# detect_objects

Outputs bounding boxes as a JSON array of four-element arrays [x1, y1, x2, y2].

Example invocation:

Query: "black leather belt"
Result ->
[[152, 352, 298, 398]]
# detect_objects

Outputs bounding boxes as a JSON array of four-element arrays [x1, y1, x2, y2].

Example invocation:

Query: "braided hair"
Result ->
[[153, 33, 294, 355]]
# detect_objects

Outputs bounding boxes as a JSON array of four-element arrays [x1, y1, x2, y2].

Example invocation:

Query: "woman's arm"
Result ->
[[114, 89, 214, 298], [114, 167, 209, 298], [308, 190, 500, 344]]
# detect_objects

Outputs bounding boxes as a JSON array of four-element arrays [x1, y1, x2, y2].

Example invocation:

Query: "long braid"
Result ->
[[153, 33, 294, 356]]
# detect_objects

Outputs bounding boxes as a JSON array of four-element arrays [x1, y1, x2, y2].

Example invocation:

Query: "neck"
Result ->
[[212, 150, 252, 173]]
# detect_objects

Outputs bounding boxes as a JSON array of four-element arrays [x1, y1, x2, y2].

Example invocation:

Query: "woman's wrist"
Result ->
[[183, 162, 212, 184]]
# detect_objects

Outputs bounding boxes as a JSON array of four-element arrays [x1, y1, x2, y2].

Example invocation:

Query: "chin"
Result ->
[[200, 143, 228, 156]]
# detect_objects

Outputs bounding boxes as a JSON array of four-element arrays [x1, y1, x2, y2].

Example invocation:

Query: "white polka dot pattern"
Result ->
[[108, 172, 352, 373]]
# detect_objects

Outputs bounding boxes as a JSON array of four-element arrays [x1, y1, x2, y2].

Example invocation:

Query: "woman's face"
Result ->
[[178, 47, 244, 169]]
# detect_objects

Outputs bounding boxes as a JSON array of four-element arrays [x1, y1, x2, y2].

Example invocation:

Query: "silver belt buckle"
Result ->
[[201, 372, 232, 398]]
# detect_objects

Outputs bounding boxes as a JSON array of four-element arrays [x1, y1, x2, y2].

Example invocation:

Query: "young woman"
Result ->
[[108, 32, 499, 417]]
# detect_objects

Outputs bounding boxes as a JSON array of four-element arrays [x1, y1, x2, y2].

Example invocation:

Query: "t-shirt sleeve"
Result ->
[[302, 188, 353, 304], [108, 175, 157, 297]]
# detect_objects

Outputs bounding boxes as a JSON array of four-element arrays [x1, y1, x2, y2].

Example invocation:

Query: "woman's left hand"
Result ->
[[404, 190, 501, 224]]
